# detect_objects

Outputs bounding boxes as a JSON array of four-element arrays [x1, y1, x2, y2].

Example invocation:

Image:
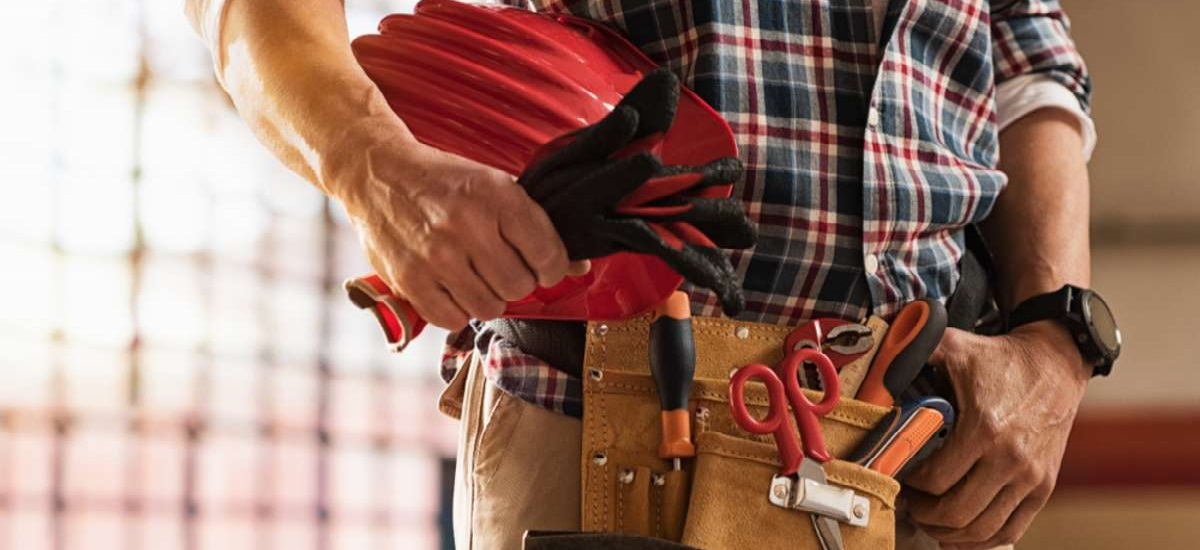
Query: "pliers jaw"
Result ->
[[825, 323, 874, 355]]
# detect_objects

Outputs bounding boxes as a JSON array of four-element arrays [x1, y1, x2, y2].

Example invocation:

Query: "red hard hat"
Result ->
[[351, 0, 738, 321]]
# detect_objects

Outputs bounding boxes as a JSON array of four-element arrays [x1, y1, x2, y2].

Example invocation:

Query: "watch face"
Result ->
[[1085, 292, 1121, 355]]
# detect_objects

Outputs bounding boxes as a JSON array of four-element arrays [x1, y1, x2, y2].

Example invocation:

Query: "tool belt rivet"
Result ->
[[592, 451, 608, 466], [853, 503, 867, 519], [735, 326, 750, 340], [652, 473, 666, 486], [589, 368, 604, 381], [593, 324, 609, 337], [618, 469, 634, 484]]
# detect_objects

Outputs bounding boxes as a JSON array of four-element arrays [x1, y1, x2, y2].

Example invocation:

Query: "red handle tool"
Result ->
[[344, 275, 428, 353], [729, 348, 840, 471]]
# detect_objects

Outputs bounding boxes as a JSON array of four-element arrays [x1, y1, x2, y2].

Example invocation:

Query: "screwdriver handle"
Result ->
[[649, 291, 697, 460]]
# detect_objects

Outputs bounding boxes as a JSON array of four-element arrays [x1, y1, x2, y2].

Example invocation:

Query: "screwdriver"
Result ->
[[649, 291, 697, 470]]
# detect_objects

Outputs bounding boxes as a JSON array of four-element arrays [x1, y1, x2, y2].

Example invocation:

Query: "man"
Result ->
[[186, 0, 1107, 549]]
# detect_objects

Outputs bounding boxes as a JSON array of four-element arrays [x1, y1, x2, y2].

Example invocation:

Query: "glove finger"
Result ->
[[630, 198, 758, 250], [519, 105, 640, 185], [673, 156, 745, 189], [617, 172, 706, 209], [594, 218, 746, 315], [539, 153, 661, 217], [688, 245, 747, 316], [521, 159, 604, 205], [616, 68, 680, 140], [618, 156, 743, 208]]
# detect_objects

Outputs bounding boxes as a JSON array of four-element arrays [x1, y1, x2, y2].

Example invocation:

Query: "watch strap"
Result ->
[[1007, 286, 1074, 330]]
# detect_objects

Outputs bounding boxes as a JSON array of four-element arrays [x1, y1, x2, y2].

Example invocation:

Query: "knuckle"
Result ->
[[1038, 478, 1057, 498], [472, 299, 506, 321], [497, 276, 536, 301], [912, 507, 939, 527], [427, 246, 464, 270], [526, 244, 563, 271], [968, 518, 1002, 542], [421, 306, 466, 330], [1023, 461, 1046, 481], [916, 476, 953, 497], [994, 528, 1020, 546], [943, 510, 972, 530], [977, 416, 1003, 439], [1001, 441, 1029, 464]]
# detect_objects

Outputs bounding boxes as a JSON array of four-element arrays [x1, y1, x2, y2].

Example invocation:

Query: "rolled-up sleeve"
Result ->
[[991, 0, 1092, 114], [185, 0, 232, 76]]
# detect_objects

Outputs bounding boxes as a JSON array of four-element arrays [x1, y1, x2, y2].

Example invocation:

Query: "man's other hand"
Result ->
[[903, 321, 1090, 549], [338, 131, 588, 330]]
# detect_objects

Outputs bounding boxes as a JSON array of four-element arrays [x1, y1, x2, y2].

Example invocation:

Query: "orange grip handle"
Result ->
[[869, 407, 945, 476], [856, 300, 932, 406]]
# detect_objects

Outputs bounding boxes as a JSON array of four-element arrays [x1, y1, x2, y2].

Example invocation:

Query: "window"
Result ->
[[0, 1, 452, 548]]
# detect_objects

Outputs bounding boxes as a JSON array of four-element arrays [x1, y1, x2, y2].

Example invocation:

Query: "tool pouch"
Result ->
[[682, 432, 896, 548], [580, 316, 899, 549]]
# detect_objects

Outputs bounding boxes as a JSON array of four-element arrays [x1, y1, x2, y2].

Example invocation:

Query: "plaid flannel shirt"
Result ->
[[444, 0, 1092, 417]]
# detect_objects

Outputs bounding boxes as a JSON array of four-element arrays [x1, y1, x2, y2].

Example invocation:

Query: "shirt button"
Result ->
[[867, 107, 881, 128], [865, 253, 880, 273]]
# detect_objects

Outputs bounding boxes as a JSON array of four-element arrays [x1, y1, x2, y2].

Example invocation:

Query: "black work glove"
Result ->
[[518, 69, 757, 316]]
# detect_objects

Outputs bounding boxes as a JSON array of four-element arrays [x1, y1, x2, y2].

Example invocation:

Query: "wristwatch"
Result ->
[[1007, 285, 1121, 376]]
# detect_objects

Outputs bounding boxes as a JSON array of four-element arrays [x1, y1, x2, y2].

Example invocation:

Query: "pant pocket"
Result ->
[[473, 383, 526, 490], [681, 431, 899, 550]]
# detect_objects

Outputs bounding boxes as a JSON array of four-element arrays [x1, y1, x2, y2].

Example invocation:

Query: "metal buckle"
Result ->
[[768, 474, 871, 527]]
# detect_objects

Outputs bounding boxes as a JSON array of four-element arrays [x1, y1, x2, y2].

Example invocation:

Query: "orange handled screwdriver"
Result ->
[[848, 396, 955, 478], [649, 291, 697, 470]]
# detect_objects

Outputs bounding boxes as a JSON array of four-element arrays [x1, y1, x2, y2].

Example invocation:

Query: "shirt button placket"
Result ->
[[864, 253, 880, 273], [867, 106, 881, 129]]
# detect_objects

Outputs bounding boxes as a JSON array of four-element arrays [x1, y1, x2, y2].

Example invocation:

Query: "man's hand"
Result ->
[[903, 321, 1090, 549], [339, 129, 586, 330]]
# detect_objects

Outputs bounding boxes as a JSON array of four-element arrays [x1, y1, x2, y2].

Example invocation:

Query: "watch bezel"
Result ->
[[1078, 288, 1121, 365]]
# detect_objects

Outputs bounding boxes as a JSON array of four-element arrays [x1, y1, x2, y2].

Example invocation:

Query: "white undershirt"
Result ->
[[869, 0, 1096, 159]]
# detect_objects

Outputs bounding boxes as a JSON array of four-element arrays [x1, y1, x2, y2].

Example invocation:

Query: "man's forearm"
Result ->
[[984, 107, 1092, 312], [187, 0, 407, 199]]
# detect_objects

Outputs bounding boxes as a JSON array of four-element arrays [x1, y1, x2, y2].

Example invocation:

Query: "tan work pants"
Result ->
[[450, 358, 1007, 550]]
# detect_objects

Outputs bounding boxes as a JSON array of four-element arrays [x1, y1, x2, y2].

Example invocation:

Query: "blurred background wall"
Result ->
[[0, 0, 1195, 549], [1019, 1, 1200, 547]]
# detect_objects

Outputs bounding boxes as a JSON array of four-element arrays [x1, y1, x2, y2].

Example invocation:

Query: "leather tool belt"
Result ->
[[579, 314, 899, 549]]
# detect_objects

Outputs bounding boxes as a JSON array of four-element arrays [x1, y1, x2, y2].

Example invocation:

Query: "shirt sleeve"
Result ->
[[184, 0, 233, 80], [990, 0, 1092, 115], [995, 74, 1097, 161]]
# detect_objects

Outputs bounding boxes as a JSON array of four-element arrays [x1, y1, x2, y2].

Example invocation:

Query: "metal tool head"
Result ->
[[826, 323, 875, 355], [812, 514, 844, 550]]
